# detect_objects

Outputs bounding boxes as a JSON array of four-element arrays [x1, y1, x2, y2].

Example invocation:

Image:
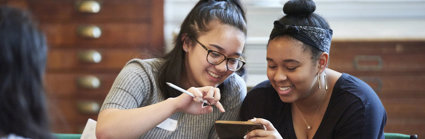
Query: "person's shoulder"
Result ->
[[246, 80, 275, 98], [336, 73, 376, 95], [250, 80, 274, 93], [127, 58, 163, 68], [335, 73, 384, 108], [225, 73, 246, 87], [221, 73, 247, 97], [116, 58, 164, 80], [125, 58, 164, 71]]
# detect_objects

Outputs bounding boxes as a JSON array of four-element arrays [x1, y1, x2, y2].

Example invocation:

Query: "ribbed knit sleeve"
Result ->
[[100, 58, 160, 111]]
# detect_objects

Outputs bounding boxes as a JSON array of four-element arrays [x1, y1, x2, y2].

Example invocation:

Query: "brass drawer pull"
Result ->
[[78, 25, 102, 39], [353, 55, 383, 71], [77, 75, 101, 89], [77, 101, 100, 114], [76, 0, 101, 13], [78, 50, 102, 63]]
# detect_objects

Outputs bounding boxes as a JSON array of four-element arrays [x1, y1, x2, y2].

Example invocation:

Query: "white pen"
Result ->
[[166, 82, 211, 107]]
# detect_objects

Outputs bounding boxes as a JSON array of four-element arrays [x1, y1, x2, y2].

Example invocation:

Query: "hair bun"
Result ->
[[283, 0, 316, 16]]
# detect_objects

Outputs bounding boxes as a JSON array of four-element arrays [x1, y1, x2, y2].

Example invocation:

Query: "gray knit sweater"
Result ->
[[100, 58, 247, 139]]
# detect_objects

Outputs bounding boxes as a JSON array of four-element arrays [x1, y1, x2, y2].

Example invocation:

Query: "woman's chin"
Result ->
[[278, 96, 296, 103]]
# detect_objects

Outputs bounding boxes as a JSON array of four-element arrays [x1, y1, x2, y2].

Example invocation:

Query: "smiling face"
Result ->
[[267, 36, 320, 103], [183, 20, 245, 87]]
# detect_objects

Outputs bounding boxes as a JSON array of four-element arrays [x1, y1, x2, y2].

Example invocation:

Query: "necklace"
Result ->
[[294, 76, 329, 133], [293, 103, 313, 131]]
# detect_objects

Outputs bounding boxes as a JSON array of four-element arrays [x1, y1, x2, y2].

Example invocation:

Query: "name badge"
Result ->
[[156, 118, 178, 131]]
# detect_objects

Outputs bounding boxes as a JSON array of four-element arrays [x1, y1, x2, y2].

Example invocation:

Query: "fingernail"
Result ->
[[249, 117, 257, 122], [243, 135, 247, 139]]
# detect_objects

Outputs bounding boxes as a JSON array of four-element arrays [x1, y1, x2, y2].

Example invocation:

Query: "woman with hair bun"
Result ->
[[96, 0, 247, 138], [240, 0, 386, 138]]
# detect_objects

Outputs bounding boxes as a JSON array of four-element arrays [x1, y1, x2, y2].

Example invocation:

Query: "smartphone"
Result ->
[[214, 120, 265, 139]]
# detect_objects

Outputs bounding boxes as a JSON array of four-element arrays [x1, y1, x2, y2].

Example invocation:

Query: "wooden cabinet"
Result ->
[[2, 0, 164, 133], [329, 40, 425, 136]]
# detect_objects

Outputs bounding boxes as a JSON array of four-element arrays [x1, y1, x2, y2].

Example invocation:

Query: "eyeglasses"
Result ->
[[194, 39, 245, 71]]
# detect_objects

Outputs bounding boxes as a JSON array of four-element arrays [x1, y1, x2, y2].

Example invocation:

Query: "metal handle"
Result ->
[[78, 50, 102, 63], [77, 101, 100, 114], [76, 0, 101, 13], [77, 75, 101, 89], [78, 25, 102, 39], [353, 55, 383, 71]]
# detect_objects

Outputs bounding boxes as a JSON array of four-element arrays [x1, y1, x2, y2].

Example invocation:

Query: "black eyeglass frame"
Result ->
[[193, 39, 246, 71]]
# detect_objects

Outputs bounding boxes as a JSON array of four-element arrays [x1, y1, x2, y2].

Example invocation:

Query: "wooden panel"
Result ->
[[384, 118, 425, 137], [7, 0, 164, 133], [46, 48, 157, 71], [45, 73, 116, 98], [150, 0, 164, 53], [28, 0, 152, 22], [47, 98, 102, 133], [2, 0, 29, 9], [330, 41, 425, 73], [382, 98, 425, 119], [355, 75, 425, 98], [40, 23, 152, 47]]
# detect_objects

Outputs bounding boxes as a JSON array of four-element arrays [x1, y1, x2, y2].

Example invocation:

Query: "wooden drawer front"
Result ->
[[384, 119, 425, 137], [329, 41, 425, 73], [28, 0, 152, 22], [45, 73, 117, 98], [382, 98, 425, 119], [355, 75, 425, 98], [47, 48, 156, 71], [382, 98, 425, 136], [9, 0, 164, 133], [40, 23, 152, 47], [48, 98, 102, 133]]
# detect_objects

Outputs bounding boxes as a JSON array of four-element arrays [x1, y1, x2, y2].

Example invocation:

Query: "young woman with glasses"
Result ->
[[96, 0, 247, 138]]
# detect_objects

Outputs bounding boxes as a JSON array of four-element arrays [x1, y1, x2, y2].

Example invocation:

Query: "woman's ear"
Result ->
[[181, 34, 190, 52], [318, 52, 329, 73]]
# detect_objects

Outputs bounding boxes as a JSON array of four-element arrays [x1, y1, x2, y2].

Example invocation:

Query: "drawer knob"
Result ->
[[77, 0, 101, 13], [78, 50, 102, 63], [77, 75, 101, 89], [78, 25, 102, 39], [77, 101, 100, 114]]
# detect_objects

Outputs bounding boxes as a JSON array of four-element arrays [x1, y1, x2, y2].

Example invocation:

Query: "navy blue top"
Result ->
[[240, 73, 387, 139]]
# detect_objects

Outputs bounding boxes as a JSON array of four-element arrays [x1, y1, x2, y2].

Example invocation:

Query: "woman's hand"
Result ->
[[244, 118, 282, 139], [175, 86, 225, 114]]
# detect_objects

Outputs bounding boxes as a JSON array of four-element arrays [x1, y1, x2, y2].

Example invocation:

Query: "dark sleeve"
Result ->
[[333, 99, 366, 139], [240, 80, 271, 121], [333, 91, 386, 139], [240, 87, 261, 121]]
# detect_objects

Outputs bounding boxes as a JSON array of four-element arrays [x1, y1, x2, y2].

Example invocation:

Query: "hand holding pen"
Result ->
[[166, 82, 225, 113]]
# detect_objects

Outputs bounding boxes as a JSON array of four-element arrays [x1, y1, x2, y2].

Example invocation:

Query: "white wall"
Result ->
[[165, 0, 425, 87]]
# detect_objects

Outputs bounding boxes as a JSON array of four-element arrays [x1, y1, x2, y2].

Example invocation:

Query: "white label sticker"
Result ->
[[156, 118, 178, 131]]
